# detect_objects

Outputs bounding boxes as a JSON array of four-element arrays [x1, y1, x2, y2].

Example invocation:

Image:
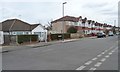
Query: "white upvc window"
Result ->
[[74, 22, 78, 26]]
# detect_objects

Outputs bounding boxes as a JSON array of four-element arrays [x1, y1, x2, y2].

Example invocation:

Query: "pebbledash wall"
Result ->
[[0, 31, 4, 45], [0, 23, 2, 71], [0, 24, 4, 45]]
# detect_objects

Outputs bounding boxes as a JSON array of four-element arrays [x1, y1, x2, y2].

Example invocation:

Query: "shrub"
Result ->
[[67, 26, 77, 33], [17, 35, 38, 44]]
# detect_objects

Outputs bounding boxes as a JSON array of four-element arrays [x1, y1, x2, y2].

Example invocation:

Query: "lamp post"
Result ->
[[62, 2, 67, 41]]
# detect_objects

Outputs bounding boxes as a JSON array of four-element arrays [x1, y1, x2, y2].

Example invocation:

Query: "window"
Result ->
[[74, 22, 78, 26]]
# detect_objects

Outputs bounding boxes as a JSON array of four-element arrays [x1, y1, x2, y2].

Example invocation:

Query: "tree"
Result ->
[[45, 22, 52, 31], [67, 26, 77, 33], [112, 26, 116, 34]]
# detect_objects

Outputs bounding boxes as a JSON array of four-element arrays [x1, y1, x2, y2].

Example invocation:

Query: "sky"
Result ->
[[0, 0, 119, 26]]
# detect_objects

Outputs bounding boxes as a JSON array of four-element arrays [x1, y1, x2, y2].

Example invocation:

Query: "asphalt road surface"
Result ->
[[2, 36, 118, 70]]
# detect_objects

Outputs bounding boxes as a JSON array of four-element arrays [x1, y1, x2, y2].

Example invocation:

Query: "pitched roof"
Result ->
[[31, 24, 39, 30], [51, 16, 80, 23], [0, 19, 39, 32]]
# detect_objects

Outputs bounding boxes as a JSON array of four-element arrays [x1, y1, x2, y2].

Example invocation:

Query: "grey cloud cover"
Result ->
[[0, 0, 119, 26]]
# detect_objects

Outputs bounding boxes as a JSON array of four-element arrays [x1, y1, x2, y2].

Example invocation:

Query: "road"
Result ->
[[2, 36, 118, 71]]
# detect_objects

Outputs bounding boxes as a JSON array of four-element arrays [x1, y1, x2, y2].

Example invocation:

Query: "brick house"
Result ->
[[51, 16, 82, 34], [51, 15, 113, 35]]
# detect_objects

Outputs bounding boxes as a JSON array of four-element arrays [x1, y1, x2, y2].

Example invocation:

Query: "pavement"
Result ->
[[2, 36, 118, 70], [1, 39, 79, 53], [1, 36, 97, 53]]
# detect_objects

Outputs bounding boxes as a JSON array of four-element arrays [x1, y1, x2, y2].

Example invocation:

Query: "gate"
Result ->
[[4, 35, 17, 45]]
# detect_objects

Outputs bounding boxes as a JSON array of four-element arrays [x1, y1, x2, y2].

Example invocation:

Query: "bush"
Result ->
[[67, 26, 77, 33]]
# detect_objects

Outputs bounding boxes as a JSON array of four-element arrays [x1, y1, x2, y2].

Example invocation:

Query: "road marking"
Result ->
[[97, 54, 102, 57], [85, 61, 92, 65], [110, 47, 118, 53], [105, 55, 110, 58], [92, 57, 98, 61], [101, 52, 105, 54], [111, 50, 115, 53], [100, 58, 106, 62], [89, 67, 97, 70], [76, 47, 117, 71], [108, 46, 115, 51], [92, 57, 98, 60], [108, 52, 112, 55], [76, 65, 86, 70], [114, 47, 118, 51], [104, 50, 108, 52], [94, 62, 102, 67]]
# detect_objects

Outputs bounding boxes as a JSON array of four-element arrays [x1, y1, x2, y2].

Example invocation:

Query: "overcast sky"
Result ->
[[0, 0, 119, 26]]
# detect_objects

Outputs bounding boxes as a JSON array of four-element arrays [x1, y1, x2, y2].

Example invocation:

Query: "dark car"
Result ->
[[97, 32, 106, 38]]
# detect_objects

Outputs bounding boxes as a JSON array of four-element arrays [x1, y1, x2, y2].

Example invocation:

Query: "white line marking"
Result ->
[[92, 57, 98, 61], [105, 55, 110, 58], [100, 58, 106, 62], [108, 46, 114, 50], [105, 50, 108, 52], [101, 52, 105, 54], [76, 65, 86, 70], [108, 52, 112, 55], [113, 48, 118, 51], [94, 62, 102, 67], [85, 61, 92, 65], [89, 67, 97, 70], [97, 54, 102, 57], [111, 50, 115, 53]]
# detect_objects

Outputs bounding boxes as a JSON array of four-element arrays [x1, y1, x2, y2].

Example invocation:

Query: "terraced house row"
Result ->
[[51, 16, 113, 34]]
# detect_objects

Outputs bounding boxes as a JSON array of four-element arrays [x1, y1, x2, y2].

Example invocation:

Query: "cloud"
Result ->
[[0, 0, 119, 26], [82, 2, 108, 9]]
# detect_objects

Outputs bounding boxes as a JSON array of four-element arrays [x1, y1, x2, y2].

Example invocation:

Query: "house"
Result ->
[[1, 19, 38, 35], [0, 19, 39, 44], [32, 24, 47, 42], [51, 16, 82, 34], [51, 15, 113, 35]]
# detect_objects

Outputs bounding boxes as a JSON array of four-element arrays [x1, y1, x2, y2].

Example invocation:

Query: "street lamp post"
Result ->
[[62, 2, 67, 41]]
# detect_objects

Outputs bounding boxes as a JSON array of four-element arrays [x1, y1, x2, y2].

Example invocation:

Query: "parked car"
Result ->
[[90, 33, 97, 36], [97, 32, 106, 38], [108, 32, 114, 36], [116, 32, 119, 35]]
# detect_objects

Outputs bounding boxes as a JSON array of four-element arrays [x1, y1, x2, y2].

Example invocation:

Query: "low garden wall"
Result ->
[[70, 33, 84, 39], [47, 33, 70, 41]]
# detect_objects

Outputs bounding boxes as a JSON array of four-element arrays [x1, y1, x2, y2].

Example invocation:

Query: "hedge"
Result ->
[[48, 33, 70, 41], [17, 35, 38, 44]]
